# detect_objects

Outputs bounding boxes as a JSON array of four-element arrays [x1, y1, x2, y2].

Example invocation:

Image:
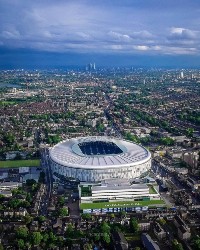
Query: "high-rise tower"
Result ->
[[180, 71, 184, 78]]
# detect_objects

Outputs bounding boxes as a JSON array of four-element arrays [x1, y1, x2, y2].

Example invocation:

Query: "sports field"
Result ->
[[0, 101, 16, 106], [0, 159, 40, 168], [80, 199, 165, 210]]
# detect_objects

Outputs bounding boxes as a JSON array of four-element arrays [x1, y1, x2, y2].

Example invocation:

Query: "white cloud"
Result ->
[[108, 31, 131, 42], [0, 0, 200, 56], [110, 45, 123, 50], [152, 45, 161, 50], [169, 27, 197, 39], [131, 30, 153, 39], [170, 27, 185, 34], [76, 32, 92, 40], [133, 45, 149, 51], [1, 29, 20, 39]]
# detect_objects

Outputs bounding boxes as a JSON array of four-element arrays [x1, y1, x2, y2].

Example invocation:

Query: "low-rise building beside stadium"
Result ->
[[79, 179, 163, 214], [80, 179, 160, 203]]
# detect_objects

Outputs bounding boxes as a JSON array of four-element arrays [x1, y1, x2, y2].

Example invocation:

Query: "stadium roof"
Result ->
[[49, 136, 151, 170]]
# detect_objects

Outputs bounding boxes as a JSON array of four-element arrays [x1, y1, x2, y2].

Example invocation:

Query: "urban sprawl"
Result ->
[[0, 67, 200, 250]]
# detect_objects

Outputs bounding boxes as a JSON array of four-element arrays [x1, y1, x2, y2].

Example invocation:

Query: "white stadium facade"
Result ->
[[49, 136, 151, 182]]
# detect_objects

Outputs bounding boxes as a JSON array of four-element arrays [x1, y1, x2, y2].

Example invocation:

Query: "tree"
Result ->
[[159, 218, 166, 225], [20, 200, 31, 208], [26, 179, 36, 186], [193, 235, 200, 249], [58, 207, 68, 217], [48, 243, 56, 249], [186, 128, 194, 137], [26, 193, 32, 203], [16, 226, 28, 239], [160, 137, 175, 146], [66, 223, 73, 238], [24, 214, 33, 224], [172, 239, 184, 250], [48, 231, 57, 243], [42, 233, 49, 243], [119, 211, 126, 218], [125, 132, 139, 143], [81, 213, 91, 221], [0, 243, 3, 250], [96, 123, 105, 133], [112, 224, 122, 233], [94, 233, 100, 241], [134, 247, 141, 250], [3, 132, 15, 145], [57, 196, 65, 206], [31, 183, 39, 192], [0, 194, 5, 201], [47, 134, 61, 144], [102, 232, 111, 244], [38, 215, 46, 223], [17, 239, 25, 249], [100, 222, 110, 234], [110, 213, 115, 219], [31, 232, 43, 246], [83, 243, 93, 250], [130, 218, 139, 233], [57, 236, 64, 247], [9, 198, 21, 208]]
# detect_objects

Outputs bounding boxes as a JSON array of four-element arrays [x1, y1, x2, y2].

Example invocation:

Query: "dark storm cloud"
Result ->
[[0, 0, 200, 68]]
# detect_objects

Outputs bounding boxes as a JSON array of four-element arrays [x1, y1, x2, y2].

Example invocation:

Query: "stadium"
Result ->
[[49, 136, 151, 182]]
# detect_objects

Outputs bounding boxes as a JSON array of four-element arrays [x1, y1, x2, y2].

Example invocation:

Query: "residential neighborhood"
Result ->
[[0, 68, 199, 249]]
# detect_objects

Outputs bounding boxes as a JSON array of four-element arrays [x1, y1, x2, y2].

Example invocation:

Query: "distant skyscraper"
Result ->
[[180, 71, 184, 78], [86, 62, 96, 71]]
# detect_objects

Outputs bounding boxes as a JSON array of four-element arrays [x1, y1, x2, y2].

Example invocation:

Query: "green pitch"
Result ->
[[80, 199, 165, 210], [0, 159, 40, 168]]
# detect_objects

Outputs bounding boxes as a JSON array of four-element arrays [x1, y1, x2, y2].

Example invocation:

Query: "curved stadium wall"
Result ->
[[49, 136, 151, 182]]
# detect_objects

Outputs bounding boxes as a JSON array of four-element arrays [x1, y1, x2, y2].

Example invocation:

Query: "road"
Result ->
[[104, 94, 122, 138], [39, 147, 53, 216]]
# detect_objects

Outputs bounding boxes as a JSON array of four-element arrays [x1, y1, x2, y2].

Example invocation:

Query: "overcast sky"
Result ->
[[1, 0, 200, 68]]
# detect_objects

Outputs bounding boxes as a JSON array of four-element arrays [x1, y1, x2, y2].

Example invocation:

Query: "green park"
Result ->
[[0, 159, 40, 168]]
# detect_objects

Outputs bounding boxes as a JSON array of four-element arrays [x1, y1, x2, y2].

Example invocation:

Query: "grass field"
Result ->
[[80, 199, 165, 210], [0, 159, 40, 168], [125, 233, 140, 241], [149, 186, 157, 194], [0, 101, 16, 106]]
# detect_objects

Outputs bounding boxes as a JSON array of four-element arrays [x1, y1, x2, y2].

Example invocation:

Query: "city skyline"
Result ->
[[0, 0, 200, 68]]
